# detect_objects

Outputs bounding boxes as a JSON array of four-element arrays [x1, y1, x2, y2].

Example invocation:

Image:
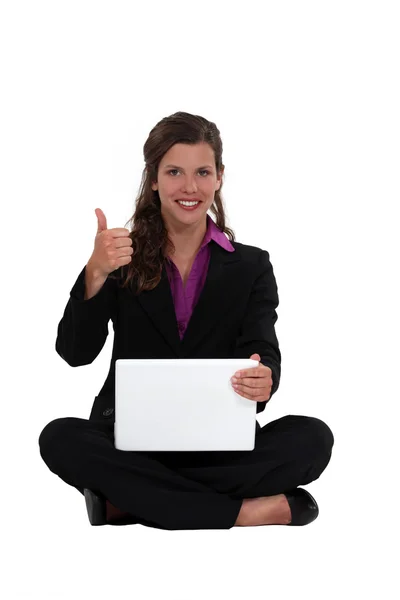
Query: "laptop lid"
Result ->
[[114, 358, 258, 451]]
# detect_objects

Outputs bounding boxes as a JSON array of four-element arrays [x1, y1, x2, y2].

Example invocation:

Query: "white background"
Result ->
[[1, 1, 399, 598]]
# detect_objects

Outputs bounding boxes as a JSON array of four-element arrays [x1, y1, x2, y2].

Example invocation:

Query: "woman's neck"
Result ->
[[167, 220, 207, 259]]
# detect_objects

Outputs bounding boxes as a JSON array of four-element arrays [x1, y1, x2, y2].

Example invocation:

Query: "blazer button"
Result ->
[[102, 408, 114, 417]]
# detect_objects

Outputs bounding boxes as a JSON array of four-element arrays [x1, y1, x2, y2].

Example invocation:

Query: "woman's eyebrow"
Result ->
[[164, 164, 214, 170]]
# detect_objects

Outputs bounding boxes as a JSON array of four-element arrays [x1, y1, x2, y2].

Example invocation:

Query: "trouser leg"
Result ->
[[162, 414, 335, 499], [38, 417, 243, 531]]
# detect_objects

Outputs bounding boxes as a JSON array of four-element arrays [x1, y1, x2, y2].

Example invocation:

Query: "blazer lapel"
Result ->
[[136, 240, 241, 358]]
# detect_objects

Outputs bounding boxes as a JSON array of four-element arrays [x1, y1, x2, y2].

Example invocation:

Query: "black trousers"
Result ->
[[38, 414, 334, 530]]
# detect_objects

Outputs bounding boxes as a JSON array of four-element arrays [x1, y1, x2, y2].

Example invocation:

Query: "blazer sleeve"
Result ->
[[234, 249, 281, 414], [55, 265, 117, 367]]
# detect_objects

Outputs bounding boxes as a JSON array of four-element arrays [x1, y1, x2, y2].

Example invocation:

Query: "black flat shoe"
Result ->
[[283, 487, 319, 526], [84, 488, 107, 526]]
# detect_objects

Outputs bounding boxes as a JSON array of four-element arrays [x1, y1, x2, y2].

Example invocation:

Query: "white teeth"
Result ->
[[178, 201, 199, 206]]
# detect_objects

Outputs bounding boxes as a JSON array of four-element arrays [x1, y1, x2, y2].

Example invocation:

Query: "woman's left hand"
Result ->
[[231, 353, 273, 403]]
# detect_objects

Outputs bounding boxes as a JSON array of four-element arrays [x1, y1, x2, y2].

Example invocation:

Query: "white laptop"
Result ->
[[114, 358, 259, 451]]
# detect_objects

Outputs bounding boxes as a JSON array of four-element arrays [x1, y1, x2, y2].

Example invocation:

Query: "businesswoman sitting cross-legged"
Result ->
[[38, 111, 334, 530]]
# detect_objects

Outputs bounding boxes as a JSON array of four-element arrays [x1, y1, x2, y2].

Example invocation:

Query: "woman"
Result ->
[[38, 111, 334, 530]]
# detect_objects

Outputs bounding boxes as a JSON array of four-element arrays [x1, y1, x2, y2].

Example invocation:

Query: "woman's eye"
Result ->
[[168, 169, 209, 176]]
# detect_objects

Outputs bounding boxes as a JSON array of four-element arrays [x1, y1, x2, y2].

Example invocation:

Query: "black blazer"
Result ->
[[56, 239, 281, 421]]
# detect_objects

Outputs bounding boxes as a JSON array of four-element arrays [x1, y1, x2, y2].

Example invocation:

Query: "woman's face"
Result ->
[[151, 142, 223, 226]]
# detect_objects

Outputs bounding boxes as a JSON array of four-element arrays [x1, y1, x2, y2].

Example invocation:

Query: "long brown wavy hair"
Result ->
[[109, 111, 236, 295]]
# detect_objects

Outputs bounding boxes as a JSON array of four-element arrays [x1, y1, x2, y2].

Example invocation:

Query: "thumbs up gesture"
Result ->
[[88, 208, 133, 278]]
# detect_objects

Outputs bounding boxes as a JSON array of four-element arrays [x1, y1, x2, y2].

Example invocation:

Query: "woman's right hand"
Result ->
[[87, 208, 133, 278]]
